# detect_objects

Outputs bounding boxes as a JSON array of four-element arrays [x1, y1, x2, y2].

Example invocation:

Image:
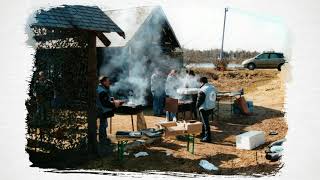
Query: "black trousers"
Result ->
[[199, 109, 211, 139], [98, 111, 114, 142], [191, 94, 198, 119]]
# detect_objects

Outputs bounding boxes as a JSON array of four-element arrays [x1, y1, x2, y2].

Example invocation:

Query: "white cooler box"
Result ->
[[236, 131, 265, 150]]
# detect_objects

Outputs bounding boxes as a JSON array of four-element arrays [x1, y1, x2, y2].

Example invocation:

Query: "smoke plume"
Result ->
[[99, 7, 189, 105]]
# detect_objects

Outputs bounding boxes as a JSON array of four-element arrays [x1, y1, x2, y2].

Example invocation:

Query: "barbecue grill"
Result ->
[[178, 99, 193, 113], [177, 88, 200, 95], [114, 101, 145, 131], [116, 102, 144, 114], [165, 98, 194, 120]]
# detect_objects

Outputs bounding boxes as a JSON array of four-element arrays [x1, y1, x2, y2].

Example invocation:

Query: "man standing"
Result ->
[[96, 76, 122, 143], [165, 69, 180, 99], [196, 77, 216, 142], [185, 70, 200, 119], [151, 69, 166, 116], [165, 69, 180, 121], [33, 71, 54, 126]]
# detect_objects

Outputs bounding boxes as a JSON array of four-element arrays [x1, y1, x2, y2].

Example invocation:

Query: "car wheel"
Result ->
[[277, 63, 284, 71], [248, 63, 256, 70]]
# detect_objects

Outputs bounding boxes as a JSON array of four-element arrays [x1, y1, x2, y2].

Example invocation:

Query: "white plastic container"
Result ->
[[236, 131, 265, 150]]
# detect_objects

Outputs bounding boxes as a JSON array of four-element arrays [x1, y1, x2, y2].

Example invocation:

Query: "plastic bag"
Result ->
[[199, 160, 219, 171], [270, 145, 284, 153], [134, 151, 149, 158]]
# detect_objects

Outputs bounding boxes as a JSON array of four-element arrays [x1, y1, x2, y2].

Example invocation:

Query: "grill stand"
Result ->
[[131, 114, 134, 131]]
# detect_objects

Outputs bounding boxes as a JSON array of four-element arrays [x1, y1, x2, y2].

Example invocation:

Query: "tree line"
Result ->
[[183, 48, 260, 64]]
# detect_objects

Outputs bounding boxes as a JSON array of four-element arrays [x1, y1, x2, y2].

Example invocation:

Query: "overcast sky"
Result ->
[[162, 1, 288, 52], [21, 0, 289, 52]]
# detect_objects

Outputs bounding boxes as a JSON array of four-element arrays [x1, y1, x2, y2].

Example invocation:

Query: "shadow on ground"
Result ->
[[43, 147, 281, 177], [27, 103, 284, 176], [209, 103, 285, 145], [27, 148, 91, 169]]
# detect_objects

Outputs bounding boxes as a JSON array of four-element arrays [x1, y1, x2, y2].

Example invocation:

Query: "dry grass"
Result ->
[[81, 68, 287, 176], [192, 68, 279, 93]]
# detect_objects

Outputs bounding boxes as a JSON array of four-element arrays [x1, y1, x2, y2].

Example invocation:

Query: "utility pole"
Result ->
[[220, 7, 228, 60]]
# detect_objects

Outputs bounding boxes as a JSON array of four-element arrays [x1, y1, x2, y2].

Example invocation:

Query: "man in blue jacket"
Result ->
[[96, 76, 122, 143]]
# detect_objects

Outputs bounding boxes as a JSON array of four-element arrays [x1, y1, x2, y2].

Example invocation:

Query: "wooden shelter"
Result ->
[[30, 5, 125, 153]]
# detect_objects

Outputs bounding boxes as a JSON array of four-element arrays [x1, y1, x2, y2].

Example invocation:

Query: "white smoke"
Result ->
[[179, 73, 201, 89], [25, 10, 38, 49], [164, 70, 201, 99], [109, 54, 150, 104], [99, 7, 183, 105]]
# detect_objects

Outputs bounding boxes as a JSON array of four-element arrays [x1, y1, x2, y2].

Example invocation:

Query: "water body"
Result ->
[[185, 63, 243, 69]]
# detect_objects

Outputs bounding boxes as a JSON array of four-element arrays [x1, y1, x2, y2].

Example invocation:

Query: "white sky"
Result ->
[[19, 0, 289, 52], [1, 0, 320, 179], [162, 1, 288, 52]]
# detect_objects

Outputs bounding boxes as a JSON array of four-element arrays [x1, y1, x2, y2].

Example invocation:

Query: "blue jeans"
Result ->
[[152, 91, 165, 115], [99, 113, 109, 142], [166, 111, 177, 121]]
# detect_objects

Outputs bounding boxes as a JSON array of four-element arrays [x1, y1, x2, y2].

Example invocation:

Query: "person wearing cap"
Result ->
[[196, 77, 217, 142], [33, 71, 54, 126], [96, 76, 122, 143]]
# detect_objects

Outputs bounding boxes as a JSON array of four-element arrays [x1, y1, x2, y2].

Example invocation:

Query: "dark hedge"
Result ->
[[26, 27, 91, 153]]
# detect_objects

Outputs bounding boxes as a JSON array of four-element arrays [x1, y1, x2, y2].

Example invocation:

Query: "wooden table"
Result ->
[[216, 91, 243, 116], [176, 88, 244, 119], [157, 121, 202, 154]]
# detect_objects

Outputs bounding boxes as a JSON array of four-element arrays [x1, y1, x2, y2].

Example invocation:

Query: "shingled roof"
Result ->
[[97, 6, 180, 48], [32, 5, 125, 38]]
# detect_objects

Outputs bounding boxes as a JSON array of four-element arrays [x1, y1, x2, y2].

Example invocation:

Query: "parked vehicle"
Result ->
[[242, 52, 287, 71]]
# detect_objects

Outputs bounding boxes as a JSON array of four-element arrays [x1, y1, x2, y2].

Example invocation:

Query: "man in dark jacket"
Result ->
[[96, 76, 122, 143], [196, 77, 217, 142]]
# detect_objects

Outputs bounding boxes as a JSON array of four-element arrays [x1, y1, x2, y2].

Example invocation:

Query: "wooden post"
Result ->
[[136, 112, 147, 130], [87, 32, 98, 154]]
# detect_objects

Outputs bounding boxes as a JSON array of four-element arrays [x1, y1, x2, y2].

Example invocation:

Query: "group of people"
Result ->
[[96, 69, 217, 143], [150, 69, 217, 142], [151, 69, 197, 116], [33, 69, 216, 144]]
